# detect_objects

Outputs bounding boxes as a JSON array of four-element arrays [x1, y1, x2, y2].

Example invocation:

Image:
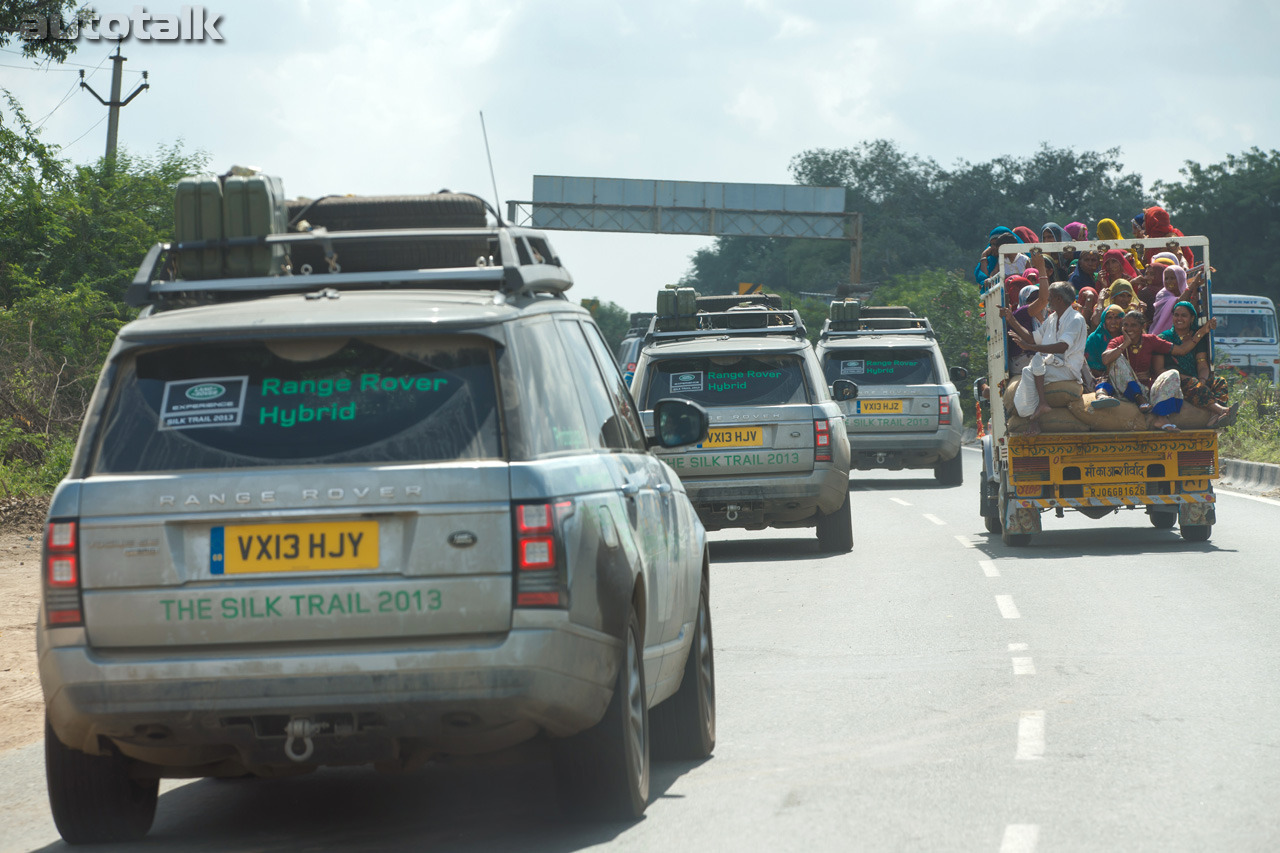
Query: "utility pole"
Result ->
[[79, 45, 149, 165]]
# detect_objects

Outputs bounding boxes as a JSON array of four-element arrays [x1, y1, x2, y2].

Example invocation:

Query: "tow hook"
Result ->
[[283, 718, 329, 763], [725, 504, 742, 522]]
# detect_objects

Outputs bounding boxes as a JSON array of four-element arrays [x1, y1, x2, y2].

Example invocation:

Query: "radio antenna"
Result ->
[[479, 111, 505, 225]]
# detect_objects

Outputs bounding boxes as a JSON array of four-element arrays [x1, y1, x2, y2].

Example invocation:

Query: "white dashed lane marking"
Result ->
[[996, 595, 1021, 619], [1012, 657, 1036, 676], [1008, 643, 1028, 652], [1016, 711, 1045, 760], [923, 513, 946, 526], [980, 559, 1000, 577], [1000, 824, 1041, 852], [890, 497, 912, 506]]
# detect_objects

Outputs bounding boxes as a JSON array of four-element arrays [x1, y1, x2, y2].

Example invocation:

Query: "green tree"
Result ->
[[0, 1, 87, 64], [1154, 148, 1280, 304], [580, 297, 631, 353]]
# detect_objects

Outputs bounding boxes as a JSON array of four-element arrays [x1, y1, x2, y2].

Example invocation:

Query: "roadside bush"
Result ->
[[1218, 376, 1280, 464]]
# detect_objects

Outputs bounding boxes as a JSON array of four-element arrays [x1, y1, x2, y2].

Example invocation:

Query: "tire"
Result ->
[[1181, 524, 1211, 542], [651, 574, 715, 761], [1149, 512, 1177, 529], [934, 451, 963, 486], [815, 491, 854, 552], [45, 719, 158, 844], [554, 605, 649, 820], [980, 478, 1002, 534]]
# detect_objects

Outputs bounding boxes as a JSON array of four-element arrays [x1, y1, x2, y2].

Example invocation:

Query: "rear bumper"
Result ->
[[847, 428, 962, 468], [680, 466, 849, 528], [40, 619, 620, 767]]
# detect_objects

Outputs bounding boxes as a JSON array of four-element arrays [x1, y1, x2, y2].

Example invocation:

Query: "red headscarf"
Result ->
[[1141, 206, 1194, 267], [1004, 275, 1030, 310], [1012, 226, 1039, 245], [1099, 248, 1138, 287]]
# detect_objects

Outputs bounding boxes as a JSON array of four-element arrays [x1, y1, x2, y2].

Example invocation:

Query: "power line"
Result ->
[[0, 49, 146, 74], [33, 77, 80, 128], [61, 114, 106, 151]]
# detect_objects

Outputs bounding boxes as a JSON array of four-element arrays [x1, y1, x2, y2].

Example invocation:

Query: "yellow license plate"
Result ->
[[211, 521, 380, 575], [857, 399, 904, 414], [704, 427, 763, 448], [1085, 484, 1146, 499]]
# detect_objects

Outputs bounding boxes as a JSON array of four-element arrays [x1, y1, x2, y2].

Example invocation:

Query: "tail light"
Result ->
[[814, 419, 832, 462], [513, 501, 572, 608], [1178, 450, 1215, 477], [938, 395, 951, 425], [44, 520, 83, 626]]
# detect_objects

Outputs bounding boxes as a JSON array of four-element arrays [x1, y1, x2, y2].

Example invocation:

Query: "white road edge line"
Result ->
[[1016, 711, 1045, 760], [996, 595, 1021, 619], [980, 559, 1000, 577], [1012, 657, 1036, 676], [923, 513, 946, 526], [955, 535, 976, 549], [1216, 487, 1280, 508], [1008, 642, 1029, 652], [890, 497, 912, 506], [1000, 824, 1041, 853]]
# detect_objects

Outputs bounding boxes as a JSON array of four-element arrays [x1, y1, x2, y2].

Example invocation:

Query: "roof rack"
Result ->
[[820, 315, 935, 340], [644, 308, 808, 344], [125, 224, 573, 309], [693, 293, 784, 313]]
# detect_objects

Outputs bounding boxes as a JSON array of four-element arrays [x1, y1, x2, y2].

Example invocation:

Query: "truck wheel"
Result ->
[[1180, 524, 1211, 542], [554, 605, 649, 820], [45, 719, 158, 844], [1149, 512, 1177, 529], [934, 451, 963, 486], [981, 479, 1002, 534], [651, 573, 715, 760], [815, 491, 854, 552]]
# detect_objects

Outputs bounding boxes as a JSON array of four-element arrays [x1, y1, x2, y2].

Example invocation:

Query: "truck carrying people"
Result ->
[[976, 225, 1228, 546]]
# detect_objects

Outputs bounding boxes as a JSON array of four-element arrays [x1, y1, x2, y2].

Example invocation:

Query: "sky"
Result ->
[[3, 0, 1278, 314]]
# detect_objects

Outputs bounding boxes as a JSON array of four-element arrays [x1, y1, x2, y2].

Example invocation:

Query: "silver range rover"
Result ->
[[38, 216, 715, 843], [814, 310, 969, 486], [631, 307, 855, 552]]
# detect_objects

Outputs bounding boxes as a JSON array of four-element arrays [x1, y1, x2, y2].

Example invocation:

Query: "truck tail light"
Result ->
[[1178, 450, 1215, 477], [814, 419, 832, 462], [44, 520, 83, 626], [938, 395, 951, 425], [513, 501, 572, 608]]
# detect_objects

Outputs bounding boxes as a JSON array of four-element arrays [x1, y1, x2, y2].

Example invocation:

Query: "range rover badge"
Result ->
[[448, 531, 478, 548]]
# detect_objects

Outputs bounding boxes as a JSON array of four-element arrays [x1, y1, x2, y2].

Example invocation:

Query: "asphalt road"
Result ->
[[3, 447, 1279, 852]]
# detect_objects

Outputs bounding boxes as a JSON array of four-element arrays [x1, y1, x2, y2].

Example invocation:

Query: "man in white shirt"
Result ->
[[1000, 282, 1087, 435]]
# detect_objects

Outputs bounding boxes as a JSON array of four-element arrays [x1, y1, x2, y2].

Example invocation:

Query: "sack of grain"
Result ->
[[1068, 394, 1149, 432], [1003, 377, 1085, 413], [1006, 407, 1090, 434]]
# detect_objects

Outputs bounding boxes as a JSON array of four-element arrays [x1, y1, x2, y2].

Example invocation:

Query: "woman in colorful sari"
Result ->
[[1101, 310, 1189, 430], [1065, 221, 1089, 241], [974, 226, 1027, 286], [1098, 248, 1138, 290], [1141, 207, 1195, 267], [1084, 304, 1125, 406], [1150, 263, 1201, 336], [1091, 278, 1146, 326], [1038, 222, 1076, 281], [1156, 301, 1239, 427], [1097, 218, 1144, 272]]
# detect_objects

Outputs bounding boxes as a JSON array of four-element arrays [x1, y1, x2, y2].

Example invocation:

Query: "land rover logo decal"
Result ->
[[678, 373, 696, 382], [448, 531, 478, 548], [670, 370, 704, 392], [185, 383, 226, 401]]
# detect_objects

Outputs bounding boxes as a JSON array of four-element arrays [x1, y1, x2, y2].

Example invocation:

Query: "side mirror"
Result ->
[[950, 366, 970, 383], [831, 379, 858, 401], [650, 398, 709, 449]]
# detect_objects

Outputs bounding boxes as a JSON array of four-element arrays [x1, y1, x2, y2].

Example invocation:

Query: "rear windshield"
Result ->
[[92, 335, 501, 473], [822, 348, 938, 386], [642, 353, 810, 408]]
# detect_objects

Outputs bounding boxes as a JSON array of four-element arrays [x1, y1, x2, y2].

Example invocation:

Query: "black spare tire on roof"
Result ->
[[286, 193, 491, 274]]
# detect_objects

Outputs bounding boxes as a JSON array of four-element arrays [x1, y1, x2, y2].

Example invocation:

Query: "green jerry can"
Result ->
[[223, 174, 288, 277], [173, 175, 224, 279], [675, 287, 697, 330]]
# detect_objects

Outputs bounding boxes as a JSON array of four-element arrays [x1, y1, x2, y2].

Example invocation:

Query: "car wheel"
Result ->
[[652, 573, 715, 760], [934, 451, 963, 486], [1180, 524, 1211, 542], [554, 604, 650, 820], [45, 718, 158, 844], [1149, 512, 1177, 529], [815, 491, 854, 552]]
